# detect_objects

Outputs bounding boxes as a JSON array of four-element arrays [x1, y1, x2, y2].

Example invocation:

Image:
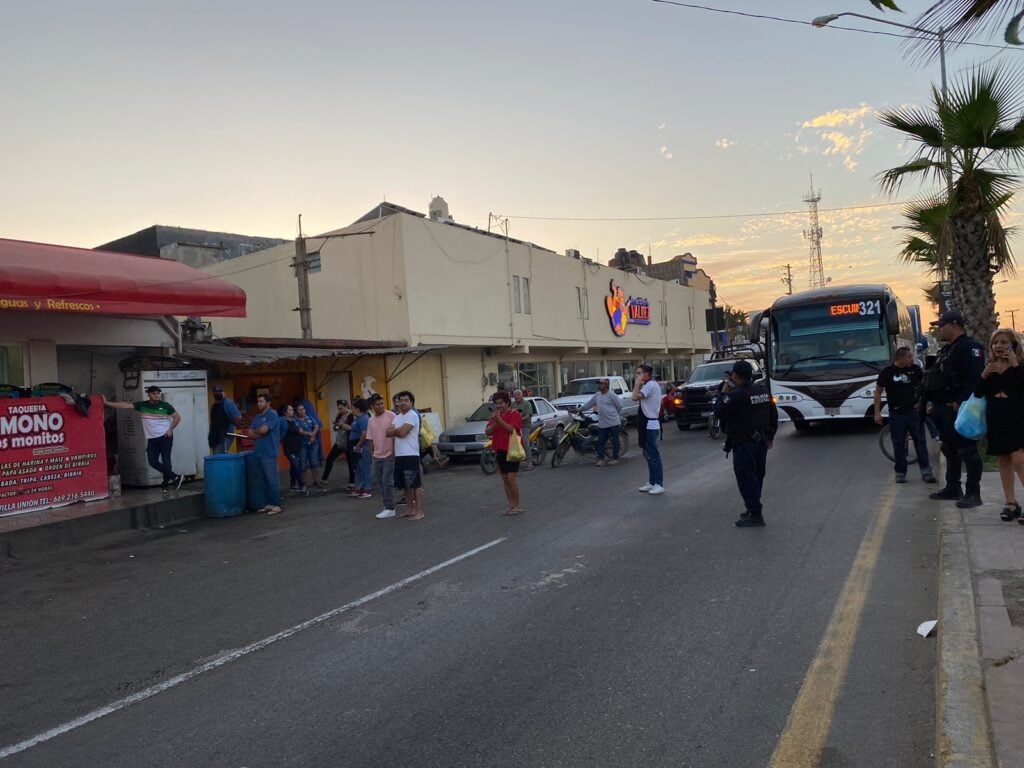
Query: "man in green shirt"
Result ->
[[102, 385, 183, 491]]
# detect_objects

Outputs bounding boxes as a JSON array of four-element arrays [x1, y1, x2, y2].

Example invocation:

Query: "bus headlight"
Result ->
[[773, 393, 803, 403]]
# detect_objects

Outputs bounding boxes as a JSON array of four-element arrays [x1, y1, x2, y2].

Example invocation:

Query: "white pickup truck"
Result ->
[[550, 376, 639, 422]]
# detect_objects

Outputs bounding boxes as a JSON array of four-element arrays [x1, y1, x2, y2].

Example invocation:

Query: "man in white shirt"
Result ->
[[632, 364, 664, 495], [386, 390, 425, 520]]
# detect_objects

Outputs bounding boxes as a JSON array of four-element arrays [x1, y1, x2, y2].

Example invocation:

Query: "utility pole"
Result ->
[[709, 280, 719, 350], [294, 215, 312, 340], [781, 263, 793, 295], [1009, 308, 1020, 331], [293, 214, 374, 340]]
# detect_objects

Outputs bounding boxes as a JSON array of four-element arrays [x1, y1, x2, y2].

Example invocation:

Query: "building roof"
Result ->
[[0, 238, 246, 318], [98, 225, 287, 261]]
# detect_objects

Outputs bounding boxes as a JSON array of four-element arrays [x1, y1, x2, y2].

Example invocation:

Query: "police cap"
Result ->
[[937, 310, 965, 327]]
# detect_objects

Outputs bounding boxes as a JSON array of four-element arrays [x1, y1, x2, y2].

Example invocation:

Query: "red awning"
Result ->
[[0, 238, 246, 317]]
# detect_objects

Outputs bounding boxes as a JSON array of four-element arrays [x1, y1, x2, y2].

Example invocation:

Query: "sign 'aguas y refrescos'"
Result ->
[[604, 280, 651, 337]]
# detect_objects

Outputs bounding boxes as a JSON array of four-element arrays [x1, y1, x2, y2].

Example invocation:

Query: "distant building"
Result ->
[[609, 249, 712, 291], [98, 225, 287, 269]]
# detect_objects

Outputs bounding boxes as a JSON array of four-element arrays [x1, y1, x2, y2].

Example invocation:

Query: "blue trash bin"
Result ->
[[243, 452, 273, 512], [203, 452, 246, 518]]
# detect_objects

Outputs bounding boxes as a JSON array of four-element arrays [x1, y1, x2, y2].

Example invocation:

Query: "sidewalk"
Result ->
[[936, 467, 1024, 768]]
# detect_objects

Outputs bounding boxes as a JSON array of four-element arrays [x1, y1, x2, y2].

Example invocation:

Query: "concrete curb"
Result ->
[[936, 505, 996, 768], [1, 492, 205, 558]]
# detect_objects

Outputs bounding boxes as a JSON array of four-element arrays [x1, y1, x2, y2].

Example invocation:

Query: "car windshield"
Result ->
[[561, 380, 600, 396], [468, 403, 495, 421], [688, 362, 736, 383]]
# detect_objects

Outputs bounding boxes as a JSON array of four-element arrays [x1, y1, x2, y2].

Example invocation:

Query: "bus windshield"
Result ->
[[770, 302, 888, 381]]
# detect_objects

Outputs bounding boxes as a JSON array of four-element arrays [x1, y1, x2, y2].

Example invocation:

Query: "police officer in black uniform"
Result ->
[[925, 310, 986, 507], [714, 359, 779, 527]]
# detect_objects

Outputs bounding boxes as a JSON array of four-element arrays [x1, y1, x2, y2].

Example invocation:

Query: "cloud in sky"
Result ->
[[715, 138, 737, 150], [659, 146, 673, 160], [796, 104, 875, 173]]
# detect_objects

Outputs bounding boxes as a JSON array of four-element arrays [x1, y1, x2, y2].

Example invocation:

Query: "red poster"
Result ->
[[0, 395, 108, 516]]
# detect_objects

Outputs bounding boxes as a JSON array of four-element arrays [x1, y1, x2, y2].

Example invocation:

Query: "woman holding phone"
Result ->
[[974, 328, 1024, 522], [485, 391, 523, 515]]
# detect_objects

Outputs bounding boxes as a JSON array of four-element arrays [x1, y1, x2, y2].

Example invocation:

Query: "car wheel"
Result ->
[[677, 420, 690, 431]]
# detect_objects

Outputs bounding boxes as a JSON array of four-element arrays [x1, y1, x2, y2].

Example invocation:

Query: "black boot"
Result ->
[[735, 515, 765, 527], [929, 486, 963, 501], [956, 492, 982, 509]]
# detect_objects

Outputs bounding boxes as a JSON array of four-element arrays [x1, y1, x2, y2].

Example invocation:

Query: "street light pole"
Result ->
[[812, 11, 952, 279]]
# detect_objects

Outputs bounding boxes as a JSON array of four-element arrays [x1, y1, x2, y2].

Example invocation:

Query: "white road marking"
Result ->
[[0, 537, 507, 760]]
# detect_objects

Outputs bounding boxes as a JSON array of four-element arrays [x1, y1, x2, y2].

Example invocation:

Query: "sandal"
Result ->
[[502, 509, 524, 516], [1000, 502, 1021, 522]]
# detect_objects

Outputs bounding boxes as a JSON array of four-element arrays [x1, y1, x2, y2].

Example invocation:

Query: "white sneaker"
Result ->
[[638, 483, 654, 492], [647, 484, 665, 495], [376, 508, 396, 519]]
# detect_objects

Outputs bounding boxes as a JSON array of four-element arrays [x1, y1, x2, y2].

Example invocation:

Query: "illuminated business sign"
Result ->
[[605, 281, 652, 337]]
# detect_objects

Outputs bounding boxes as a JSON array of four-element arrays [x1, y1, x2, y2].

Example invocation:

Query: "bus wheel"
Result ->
[[792, 419, 809, 432]]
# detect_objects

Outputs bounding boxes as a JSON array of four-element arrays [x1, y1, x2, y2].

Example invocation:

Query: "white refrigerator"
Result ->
[[117, 369, 209, 486]]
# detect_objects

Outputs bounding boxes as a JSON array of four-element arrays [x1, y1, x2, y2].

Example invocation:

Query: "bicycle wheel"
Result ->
[[707, 414, 721, 439], [878, 424, 920, 465], [551, 440, 570, 468], [480, 448, 497, 475], [531, 438, 547, 466]]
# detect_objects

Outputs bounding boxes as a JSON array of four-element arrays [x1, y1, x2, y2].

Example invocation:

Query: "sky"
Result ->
[[2, 0, 1023, 324]]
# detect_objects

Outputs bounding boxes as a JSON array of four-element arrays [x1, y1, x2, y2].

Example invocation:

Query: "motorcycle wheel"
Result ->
[[708, 415, 721, 440], [619, 431, 630, 457], [480, 448, 497, 475], [531, 439, 547, 466], [551, 439, 570, 468]]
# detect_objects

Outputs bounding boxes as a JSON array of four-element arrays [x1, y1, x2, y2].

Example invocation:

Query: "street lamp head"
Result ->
[[812, 14, 840, 28]]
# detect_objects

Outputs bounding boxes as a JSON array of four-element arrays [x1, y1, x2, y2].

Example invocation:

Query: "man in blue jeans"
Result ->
[[248, 394, 282, 515], [580, 378, 623, 466], [874, 347, 936, 484], [632, 364, 664, 495]]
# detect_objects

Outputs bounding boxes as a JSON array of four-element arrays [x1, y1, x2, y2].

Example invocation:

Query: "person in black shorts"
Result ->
[[874, 346, 936, 484], [387, 391, 426, 521], [485, 390, 524, 515], [974, 328, 1024, 523]]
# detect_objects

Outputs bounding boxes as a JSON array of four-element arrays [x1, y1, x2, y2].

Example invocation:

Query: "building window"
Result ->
[[513, 275, 521, 313], [523, 277, 531, 315], [497, 361, 555, 399], [576, 286, 589, 319]]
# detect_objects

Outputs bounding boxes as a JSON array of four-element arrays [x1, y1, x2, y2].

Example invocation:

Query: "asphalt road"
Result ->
[[0, 421, 939, 767]]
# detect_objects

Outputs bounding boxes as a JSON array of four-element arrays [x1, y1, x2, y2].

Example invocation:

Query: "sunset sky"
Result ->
[[3, 0, 1023, 324]]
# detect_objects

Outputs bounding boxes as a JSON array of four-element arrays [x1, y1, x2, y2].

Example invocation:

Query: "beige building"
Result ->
[[201, 199, 712, 428]]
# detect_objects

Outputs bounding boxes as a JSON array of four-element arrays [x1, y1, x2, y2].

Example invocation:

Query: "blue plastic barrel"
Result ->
[[203, 452, 246, 518], [243, 452, 273, 512]]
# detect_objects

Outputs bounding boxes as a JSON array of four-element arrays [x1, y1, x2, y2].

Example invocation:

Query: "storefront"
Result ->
[[0, 238, 246, 523], [199, 199, 713, 426]]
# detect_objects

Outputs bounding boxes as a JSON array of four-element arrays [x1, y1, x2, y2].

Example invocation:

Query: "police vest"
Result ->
[[725, 381, 772, 440]]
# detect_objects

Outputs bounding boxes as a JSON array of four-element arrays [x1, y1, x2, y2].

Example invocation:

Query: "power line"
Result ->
[[497, 201, 906, 223], [649, 1, 1024, 53]]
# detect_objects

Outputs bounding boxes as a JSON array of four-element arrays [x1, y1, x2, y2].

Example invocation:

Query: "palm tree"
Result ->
[[868, 1, 1024, 46], [894, 198, 949, 275], [878, 65, 1023, 343]]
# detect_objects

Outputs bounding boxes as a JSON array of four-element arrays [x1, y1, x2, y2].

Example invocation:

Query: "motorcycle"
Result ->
[[550, 412, 630, 468], [480, 423, 547, 475]]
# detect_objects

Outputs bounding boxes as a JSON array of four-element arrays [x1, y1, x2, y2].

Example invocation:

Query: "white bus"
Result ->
[[748, 284, 915, 430]]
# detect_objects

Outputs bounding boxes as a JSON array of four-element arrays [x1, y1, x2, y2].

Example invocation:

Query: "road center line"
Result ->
[[768, 487, 895, 768], [0, 537, 508, 761]]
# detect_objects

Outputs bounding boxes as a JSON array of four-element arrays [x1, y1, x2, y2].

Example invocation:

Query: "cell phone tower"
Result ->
[[803, 177, 827, 289]]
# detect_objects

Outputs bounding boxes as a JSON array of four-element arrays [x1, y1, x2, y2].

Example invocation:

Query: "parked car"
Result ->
[[675, 359, 764, 430], [438, 396, 571, 457], [550, 376, 639, 422]]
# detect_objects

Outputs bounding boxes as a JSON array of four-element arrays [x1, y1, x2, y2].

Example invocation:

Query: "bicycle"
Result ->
[[877, 423, 920, 465], [707, 411, 722, 439]]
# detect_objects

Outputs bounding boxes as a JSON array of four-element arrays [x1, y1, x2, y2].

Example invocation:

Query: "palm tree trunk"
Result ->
[[950, 211, 996, 344]]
